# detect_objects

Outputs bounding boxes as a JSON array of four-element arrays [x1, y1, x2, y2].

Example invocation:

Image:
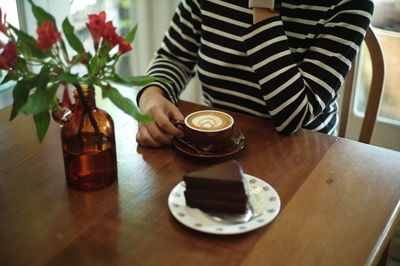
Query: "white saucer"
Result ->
[[168, 174, 281, 235]]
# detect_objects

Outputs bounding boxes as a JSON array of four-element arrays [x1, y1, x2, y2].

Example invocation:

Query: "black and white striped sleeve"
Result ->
[[137, 0, 202, 105], [241, 1, 374, 134]]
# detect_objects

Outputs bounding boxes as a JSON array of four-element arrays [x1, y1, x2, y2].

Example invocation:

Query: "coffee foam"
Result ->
[[186, 111, 233, 131]]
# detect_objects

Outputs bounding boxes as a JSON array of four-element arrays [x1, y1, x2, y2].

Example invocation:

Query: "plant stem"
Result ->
[[73, 83, 103, 150], [53, 46, 66, 68]]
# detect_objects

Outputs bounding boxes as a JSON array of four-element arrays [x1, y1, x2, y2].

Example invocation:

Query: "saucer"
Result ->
[[172, 128, 245, 159], [168, 174, 281, 235]]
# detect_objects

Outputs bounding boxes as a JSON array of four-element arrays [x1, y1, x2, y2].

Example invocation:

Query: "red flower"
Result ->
[[86, 11, 131, 54], [86, 11, 107, 49], [61, 85, 71, 109], [0, 9, 7, 35], [118, 41, 132, 55], [112, 35, 132, 55], [0, 42, 17, 70], [36, 21, 61, 51], [102, 21, 117, 45]]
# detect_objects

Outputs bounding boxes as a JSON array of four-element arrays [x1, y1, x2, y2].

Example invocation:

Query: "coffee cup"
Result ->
[[175, 110, 235, 152]]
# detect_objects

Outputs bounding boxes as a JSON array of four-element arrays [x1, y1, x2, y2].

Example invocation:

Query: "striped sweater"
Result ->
[[139, 0, 373, 135]]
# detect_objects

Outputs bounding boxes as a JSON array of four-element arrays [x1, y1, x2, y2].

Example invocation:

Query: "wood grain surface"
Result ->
[[0, 92, 399, 266]]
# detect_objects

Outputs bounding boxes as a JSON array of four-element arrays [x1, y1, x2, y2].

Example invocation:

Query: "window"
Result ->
[[355, 0, 400, 124], [68, 0, 133, 75], [0, 0, 19, 28]]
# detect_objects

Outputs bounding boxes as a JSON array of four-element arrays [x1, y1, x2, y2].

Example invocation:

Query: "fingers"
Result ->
[[136, 88, 186, 148], [136, 125, 158, 147], [136, 109, 183, 147], [136, 122, 172, 147], [169, 105, 185, 122], [152, 107, 185, 138]]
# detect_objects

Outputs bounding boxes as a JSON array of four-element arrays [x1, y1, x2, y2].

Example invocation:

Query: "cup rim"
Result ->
[[184, 110, 234, 132]]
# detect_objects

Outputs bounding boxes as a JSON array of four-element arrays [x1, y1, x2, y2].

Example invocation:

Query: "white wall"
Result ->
[[127, 0, 202, 104]]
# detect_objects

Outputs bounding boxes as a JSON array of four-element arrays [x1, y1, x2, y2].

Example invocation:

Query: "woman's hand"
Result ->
[[136, 86, 185, 147]]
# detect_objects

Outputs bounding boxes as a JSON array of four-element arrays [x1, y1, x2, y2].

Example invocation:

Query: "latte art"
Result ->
[[192, 115, 223, 129], [187, 111, 233, 131]]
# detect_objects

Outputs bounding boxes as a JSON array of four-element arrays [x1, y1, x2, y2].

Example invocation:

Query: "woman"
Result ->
[[136, 0, 374, 147]]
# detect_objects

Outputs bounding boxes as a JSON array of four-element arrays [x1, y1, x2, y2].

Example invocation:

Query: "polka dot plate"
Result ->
[[168, 174, 281, 235]]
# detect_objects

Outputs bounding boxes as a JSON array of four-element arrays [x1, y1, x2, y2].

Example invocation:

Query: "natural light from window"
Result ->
[[355, 0, 400, 124], [0, 0, 19, 29]]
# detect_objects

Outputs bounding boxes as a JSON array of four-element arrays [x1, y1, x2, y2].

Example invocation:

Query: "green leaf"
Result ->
[[100, 85, 153, 122], [62, 18, 85, 53], [88, 44, 109, 75], [34, 111, 50, 143], [14, 58, 29, 73], [59, 41, 70, 63], [111, 74, 171, 86], [22, 91, 47, 114], [72, 53, 91, 64], [21, 66, 59, 115], [125, 24, 138, 44], [89, 56, 100, 75], [98, 42, 111, 61], [37, 65, 50, 91], [57, 73, 79, 84], [9, 80, 32, 121], [22, 83, 59, 115], [28, 0, 57, 27]]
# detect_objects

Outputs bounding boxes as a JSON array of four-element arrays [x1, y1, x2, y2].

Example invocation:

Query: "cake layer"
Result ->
[[185, 182, 247, 196], [184, 190, 248, 203], [185, 199, 247, 214]]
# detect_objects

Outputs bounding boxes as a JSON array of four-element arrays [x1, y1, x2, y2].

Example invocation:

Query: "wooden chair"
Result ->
[[339, 26, 385, 144]]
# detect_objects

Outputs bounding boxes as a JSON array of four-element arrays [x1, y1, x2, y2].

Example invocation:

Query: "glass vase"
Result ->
[[55, 85, 118, 191]]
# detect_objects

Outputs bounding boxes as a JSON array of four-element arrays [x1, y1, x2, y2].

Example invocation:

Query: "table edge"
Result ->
[[367, 199, 400, 265]]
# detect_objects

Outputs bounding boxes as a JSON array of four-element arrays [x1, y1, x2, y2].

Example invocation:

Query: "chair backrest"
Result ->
[[339, 26, 385, 144]]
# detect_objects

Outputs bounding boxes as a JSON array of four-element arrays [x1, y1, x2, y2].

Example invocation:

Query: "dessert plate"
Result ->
[[168, 174, 281, 235], [172, 128, 245, 159]]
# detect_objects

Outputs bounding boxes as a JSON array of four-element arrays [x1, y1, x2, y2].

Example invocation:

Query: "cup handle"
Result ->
[[173, 120, 185, 127]]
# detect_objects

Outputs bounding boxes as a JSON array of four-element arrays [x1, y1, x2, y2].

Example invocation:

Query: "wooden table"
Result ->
[[1, 91, 399, 266]]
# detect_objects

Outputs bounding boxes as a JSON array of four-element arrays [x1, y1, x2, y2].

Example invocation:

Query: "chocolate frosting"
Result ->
[[183, 160, 249, 214]]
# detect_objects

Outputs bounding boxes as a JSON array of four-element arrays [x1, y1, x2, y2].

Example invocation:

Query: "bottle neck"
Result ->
[[73, 87, 96, 111]]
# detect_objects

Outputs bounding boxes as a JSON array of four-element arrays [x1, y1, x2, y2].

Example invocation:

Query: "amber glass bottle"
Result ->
[[60, 85, 117, 191]]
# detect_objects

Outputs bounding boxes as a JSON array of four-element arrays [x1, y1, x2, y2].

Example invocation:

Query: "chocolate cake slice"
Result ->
[[183, 160, 249, 214]]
